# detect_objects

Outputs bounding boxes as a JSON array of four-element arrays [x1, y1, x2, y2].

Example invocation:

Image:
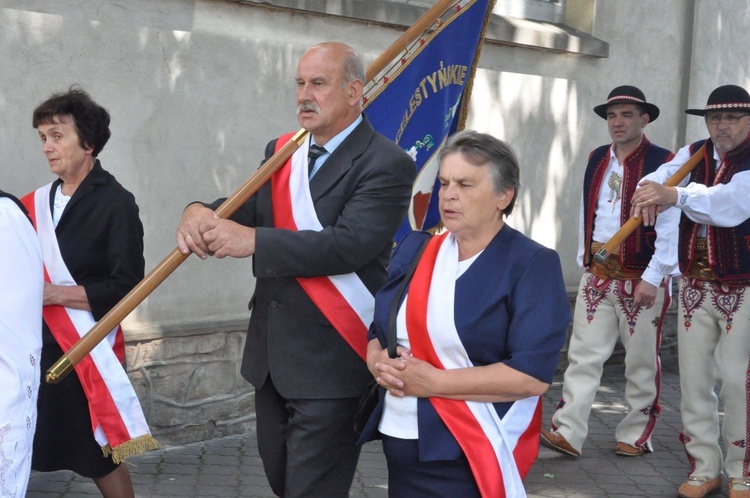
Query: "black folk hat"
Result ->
[[685, 84, 750, 116], [593, 85, 660, 122]]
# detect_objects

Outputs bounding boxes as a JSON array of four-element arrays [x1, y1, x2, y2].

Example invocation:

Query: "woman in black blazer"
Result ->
[[25, 87, 154, 498]]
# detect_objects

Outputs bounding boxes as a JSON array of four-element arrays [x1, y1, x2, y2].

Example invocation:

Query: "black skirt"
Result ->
[[32, 331, 119, 478]]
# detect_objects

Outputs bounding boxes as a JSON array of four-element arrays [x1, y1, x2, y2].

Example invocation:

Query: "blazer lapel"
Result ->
[[51, 160, 106, 231], [309, 115, 374, 201]]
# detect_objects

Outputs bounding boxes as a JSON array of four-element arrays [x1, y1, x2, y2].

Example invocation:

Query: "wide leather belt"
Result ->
[[694, 236, 707, 252], [687, 239, 718, 282], [588, 242, 642, 280]]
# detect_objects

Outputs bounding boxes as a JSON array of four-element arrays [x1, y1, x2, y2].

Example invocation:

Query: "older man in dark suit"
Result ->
[[177, 42, 415, 497]]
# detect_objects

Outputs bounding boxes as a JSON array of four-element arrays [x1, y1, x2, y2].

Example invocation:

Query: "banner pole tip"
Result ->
[[46, 357, 73, 384], [593, 249, 609, 264]]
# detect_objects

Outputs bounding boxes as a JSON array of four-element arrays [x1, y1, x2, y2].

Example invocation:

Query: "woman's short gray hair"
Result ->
[[438, 130, 520, 216]]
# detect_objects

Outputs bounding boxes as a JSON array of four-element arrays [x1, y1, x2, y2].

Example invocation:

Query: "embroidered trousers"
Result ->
[[551, 272, 669, 453], [678, 276, 750, 479]]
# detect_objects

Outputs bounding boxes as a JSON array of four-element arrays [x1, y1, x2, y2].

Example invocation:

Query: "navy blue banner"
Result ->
[[364, 0, 491, 240]]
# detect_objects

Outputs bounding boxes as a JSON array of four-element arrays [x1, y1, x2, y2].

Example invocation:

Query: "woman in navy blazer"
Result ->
[[358, 131, 571, 497]]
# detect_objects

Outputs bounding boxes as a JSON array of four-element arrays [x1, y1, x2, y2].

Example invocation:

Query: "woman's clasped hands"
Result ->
[[369, 345, 440, 398]]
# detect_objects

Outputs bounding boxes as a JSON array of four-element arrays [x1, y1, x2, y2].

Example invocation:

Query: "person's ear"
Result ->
[[497, 188, 514, 212], [348, 79, 364, 106]]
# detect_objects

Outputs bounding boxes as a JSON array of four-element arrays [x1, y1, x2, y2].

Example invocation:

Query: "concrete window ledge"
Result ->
[[237, 0, 608, 58]]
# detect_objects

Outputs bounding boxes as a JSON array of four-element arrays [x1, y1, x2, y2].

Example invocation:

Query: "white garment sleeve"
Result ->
[[643, 143, 750, 227], [634, 146, 686, 286], [641, 204, 680, 285], [576, 194, 585, 268], [0, 197, 43, 496], [674, 170, 750, 227]]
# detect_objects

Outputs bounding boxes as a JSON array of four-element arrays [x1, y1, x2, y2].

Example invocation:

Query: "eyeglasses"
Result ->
[[706, 113, 750, 125]]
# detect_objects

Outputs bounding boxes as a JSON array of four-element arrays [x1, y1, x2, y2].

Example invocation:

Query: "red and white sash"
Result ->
[[270, 133, 373, 360], [406, 232, 541, 498], [22, 184, 158, 463]]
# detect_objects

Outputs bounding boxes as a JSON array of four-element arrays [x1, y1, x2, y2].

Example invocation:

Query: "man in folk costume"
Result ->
[[176, 42, 415, 497], [541, 86, 679, 458], [632, 85, 750, 498], [0, 190, 43, 498], [22, 88, 158, 497]]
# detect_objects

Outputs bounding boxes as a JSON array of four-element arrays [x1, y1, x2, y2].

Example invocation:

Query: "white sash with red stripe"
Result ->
[[406, 232, 540, 498], [270, 134, 373, 359], [22, 184, 158, 462]]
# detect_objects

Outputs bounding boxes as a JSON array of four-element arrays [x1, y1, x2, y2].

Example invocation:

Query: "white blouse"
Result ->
[[378, 250, 482, 439]]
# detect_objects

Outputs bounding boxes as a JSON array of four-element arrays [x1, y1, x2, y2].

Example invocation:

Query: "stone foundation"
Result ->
[[125, 321, 255, 446]]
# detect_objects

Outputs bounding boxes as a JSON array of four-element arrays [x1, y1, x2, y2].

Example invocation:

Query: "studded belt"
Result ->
[[590, 241, 619, 256], [686, 240, 718, 282]]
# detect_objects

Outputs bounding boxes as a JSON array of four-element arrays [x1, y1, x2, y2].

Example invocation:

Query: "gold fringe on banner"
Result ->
[[102, 434, 161, 464]]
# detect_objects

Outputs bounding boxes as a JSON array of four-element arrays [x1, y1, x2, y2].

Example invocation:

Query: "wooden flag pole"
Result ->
[[592, 144, 706, 263], [45, 130, 309, 383], [46, 0, 465, 383]]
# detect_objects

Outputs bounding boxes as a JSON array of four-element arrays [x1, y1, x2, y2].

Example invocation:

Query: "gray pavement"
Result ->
[[28, 354, 726, 497]]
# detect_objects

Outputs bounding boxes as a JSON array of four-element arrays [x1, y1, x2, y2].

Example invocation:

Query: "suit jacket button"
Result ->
[[266, 269, 273, 275], [270, 301, 279, 308]]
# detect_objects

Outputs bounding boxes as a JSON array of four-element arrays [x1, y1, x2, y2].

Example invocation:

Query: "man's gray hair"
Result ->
[[342, 46, 365, 85]]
